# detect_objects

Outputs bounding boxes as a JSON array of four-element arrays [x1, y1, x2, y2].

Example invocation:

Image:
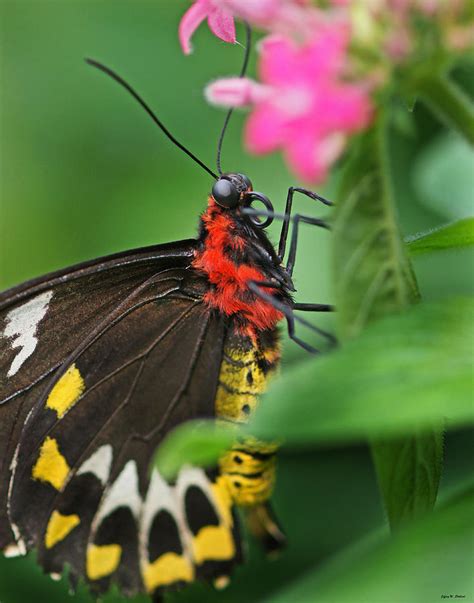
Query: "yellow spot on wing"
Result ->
[[142, 552, 194, 592], [192, 525, 235, 565], [45, 510, 80, 549], [46, 364, 85, 418], [32, 437, 70, 490], [211, 476, 233, 527], [86, 544, 122, 580]]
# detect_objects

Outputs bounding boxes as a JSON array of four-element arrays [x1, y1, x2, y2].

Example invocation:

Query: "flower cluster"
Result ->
[[347, 0, 473, 64], [206, 29, 372, 182], [178, 0, 473, 183]]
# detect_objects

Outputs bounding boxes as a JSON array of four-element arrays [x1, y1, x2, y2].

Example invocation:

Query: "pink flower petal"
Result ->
[[207, 7, 236, 44], [300, 24, 351, 80], [284, 133, 328, 183], [316, 132, 346, 167], [195, 4, 376, 184], [225, 0, 281, 27], [284, 131, 348, 183], [205, 77, 269, 107], [245, 103, 287, 154], [258, 35, 300, 85], [319, 85, 373, 131], [179, 1, 209, 54]]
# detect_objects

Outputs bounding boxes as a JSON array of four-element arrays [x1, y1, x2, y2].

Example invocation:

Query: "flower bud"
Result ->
[[205, 78, 270, 107]]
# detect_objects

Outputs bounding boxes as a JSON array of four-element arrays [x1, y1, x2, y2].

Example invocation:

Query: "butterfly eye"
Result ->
[[237, 173, 252, 191], [212, 178, 240, 209]]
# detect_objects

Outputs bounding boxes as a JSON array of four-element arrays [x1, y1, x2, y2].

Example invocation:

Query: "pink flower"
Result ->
[[206, 30, 373, 183], [179, 0, 321, 55], [179, 0, 236, 55], [224, 0, 315, 34], [206, 77, 270, 107]]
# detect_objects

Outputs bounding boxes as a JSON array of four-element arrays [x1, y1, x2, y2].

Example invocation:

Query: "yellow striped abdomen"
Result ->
[[215, 330, 280, 507]]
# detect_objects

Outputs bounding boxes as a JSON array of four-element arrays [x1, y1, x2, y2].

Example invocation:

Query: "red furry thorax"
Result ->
[[192, 198, 283, 339]]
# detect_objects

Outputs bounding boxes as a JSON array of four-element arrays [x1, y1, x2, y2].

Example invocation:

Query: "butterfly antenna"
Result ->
[[85, 58, 218, 180], [216, 22, 252, 176]]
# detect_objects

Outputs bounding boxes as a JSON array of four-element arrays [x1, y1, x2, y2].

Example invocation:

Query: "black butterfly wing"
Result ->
[[1, 242, 241, 596], [0, 240, 195, 548], [0, 240, 195, 403]]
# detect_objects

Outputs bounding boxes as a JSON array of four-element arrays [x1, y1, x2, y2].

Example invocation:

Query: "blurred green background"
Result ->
[[0, 2, 473, 602]]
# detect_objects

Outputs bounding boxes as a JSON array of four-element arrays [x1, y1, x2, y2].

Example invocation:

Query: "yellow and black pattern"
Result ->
[[213, 329, 286, 553], [219, 441, 278, 507], [4, 328, 241, 597], [215, 330, 280, 423], [0, 253, 247, 598], [32, 445, 238, 594], [0, 240, 287, 598]]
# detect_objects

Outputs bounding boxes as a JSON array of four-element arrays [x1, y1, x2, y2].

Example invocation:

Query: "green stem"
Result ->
[[334, 112, 443, 530], [415, 72, 474, 145]]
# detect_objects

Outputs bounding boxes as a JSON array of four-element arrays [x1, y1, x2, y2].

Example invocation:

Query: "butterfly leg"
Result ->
[[247, 281, 337, 353], [244, 501, 286, 556], [277, 186, 333, 263], [293, 303, 334, 312], [241, 206, 330, 277], [285, 313, 320, 354], [285, 214, 330, 277]]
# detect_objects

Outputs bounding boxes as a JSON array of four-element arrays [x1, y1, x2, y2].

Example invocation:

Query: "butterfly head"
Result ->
[[212, 173, 274, 230], [211, 173, 253, 208]]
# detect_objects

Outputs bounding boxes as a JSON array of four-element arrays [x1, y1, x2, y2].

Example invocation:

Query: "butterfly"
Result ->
[[0, 54, 334, 601]]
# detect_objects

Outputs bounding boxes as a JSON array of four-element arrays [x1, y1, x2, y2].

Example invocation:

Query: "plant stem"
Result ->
[[333, 111, 443, 530]]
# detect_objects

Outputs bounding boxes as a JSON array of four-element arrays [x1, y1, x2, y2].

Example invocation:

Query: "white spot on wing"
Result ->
[[3, 542, 26, 558], [139, 469, 190, 566], [3, 290, 53, 377], [96, 460, 142, 523], [49, 572, 62, 581], [175, 466, 214, 504], [141, 470, 175, 537], [77, 445, 113, 485], [7, 442, 26, 555]]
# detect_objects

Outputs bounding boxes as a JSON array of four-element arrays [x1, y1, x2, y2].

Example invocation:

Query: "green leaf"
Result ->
[[371, 427, 444, 526], [332, 116, 441, 529], [413, 133, 474, 221], [250, 297, 474, 444], [415, 72, 474, 146], [406, 217, 474, 255], [265, 488, 474, 603], [152, 421, 237, 480], [333, 125, 419, 340]]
